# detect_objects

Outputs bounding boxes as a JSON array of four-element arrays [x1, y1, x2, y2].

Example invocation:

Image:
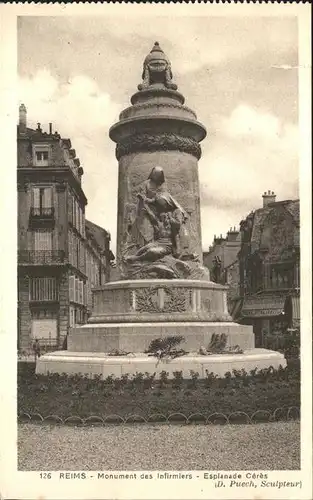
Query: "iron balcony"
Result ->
[[18, 250, 66, 265]]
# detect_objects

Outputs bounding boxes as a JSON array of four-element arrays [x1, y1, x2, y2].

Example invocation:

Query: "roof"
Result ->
[[285, 200, 300, 225], [85, 219, 111, 254], [17, 125, 61, 141], [250, 199, 300, 249]]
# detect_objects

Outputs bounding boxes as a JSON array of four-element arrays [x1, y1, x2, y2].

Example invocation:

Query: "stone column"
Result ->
[[109, 42, 206, 276]]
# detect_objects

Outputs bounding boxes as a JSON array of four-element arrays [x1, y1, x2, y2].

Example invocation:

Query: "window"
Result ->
[[76, 203, 79, 232], [79, 241, 85, 273], [82, 211, 85, 237], [79, 281, 83, 304], [69, 305, 75, 327], [68, 193, 73, 225], [68, 232, 73, 265], [31, 318, 57, 342], [76, 239, 80, 268], [69, 194, 84, 236], [76, 204, 81, 233], [29, 277, 58, 301], [269, 264, 293, 289], [36, 151, 49, 161], [32, 187, 53, 212], [34, 230, 52, 251], [69, 275, 86, 305], [33, 145, 50, 166], [69, 275, 75, 302]]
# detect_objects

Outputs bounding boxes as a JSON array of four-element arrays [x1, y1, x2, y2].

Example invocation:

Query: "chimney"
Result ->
[[19, 104, 27, 132], [49, 123, 52, 135], [262, 190, 276, 207], [227, 226, 240, 242], [37, 122, 42, 132]]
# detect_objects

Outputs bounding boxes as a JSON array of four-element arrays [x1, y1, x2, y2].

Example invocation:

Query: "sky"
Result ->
[[17, 15, 299, 253]]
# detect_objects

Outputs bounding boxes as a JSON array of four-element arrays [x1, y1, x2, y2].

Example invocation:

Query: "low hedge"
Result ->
[[17, 360, 300, 420]]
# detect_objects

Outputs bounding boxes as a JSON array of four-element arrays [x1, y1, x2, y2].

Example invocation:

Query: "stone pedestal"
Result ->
[[89, 279, 232, 323], [36, 278, 286, 378], [66, 279, 254, 353]]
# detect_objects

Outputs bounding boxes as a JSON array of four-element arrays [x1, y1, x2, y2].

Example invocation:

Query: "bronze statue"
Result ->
[[129, 166, 187, 251], [122, 166, 210, 281], [126, 195, 182, 264]]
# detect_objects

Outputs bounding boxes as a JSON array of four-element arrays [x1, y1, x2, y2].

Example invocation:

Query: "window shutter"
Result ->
[[75, 278, 79, 303], [82, 211, 85, 237], [79, 241, 85, 272], [42, 187, 52, 208], [32, 188, 40, 208], [76, 203, 79, 231], [68, 232, 73, 265], [79, 279, 82, 304], [68, 193, 73, 224], [72, 198, 76, 227], [69, 275, 74, 302], [77, 204, 81, 233]]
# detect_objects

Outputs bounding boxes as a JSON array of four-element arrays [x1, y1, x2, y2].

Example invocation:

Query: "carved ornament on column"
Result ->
[[116, 133, 201, 160]]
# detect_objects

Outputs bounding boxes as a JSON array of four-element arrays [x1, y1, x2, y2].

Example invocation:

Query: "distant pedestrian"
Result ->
[[62, 335, 68, 350], [32, 338, 41, 360]]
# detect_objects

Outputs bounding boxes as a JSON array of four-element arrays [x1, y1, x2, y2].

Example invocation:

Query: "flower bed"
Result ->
[[18, 359, 300, 422]]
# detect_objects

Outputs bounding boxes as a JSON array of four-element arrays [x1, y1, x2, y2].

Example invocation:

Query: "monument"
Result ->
[[37, 42, 286, 378]]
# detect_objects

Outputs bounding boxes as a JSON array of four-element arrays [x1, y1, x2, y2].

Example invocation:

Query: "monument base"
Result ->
[[36, 349, 286, 379], [68, 321, 255, 353]]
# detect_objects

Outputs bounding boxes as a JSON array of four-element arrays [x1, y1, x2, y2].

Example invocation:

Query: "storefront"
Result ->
[[239, 293, 287, 347]]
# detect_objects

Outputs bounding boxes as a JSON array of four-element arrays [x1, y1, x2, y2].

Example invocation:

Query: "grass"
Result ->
[[18, 360, 300, 420], [18, 421, 300, 470]]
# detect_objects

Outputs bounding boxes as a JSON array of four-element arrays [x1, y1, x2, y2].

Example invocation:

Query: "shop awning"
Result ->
[[241, 295, 286, 318], [291, 296, 300, 321]]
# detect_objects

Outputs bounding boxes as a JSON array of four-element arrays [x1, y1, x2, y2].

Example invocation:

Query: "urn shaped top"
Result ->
[[143, 41, 171, 66]]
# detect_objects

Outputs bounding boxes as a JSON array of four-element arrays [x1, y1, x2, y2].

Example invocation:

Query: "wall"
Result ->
[[17, 187, 31, 251], [18, 274, 31, 350], [58, 271, 69, 346]]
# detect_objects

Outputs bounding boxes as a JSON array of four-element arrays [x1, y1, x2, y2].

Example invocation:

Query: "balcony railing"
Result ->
[[29, 207, 55, 228], [18, 250, 66, 265], [30, 207, 55, 217]]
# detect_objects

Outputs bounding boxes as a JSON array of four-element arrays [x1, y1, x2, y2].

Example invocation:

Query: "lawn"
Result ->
[[18, 421, 300, 470], [18, 360, 300, 422]]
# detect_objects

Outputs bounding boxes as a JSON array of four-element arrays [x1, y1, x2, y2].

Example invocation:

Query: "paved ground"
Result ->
[[18, 421, 300, 470]]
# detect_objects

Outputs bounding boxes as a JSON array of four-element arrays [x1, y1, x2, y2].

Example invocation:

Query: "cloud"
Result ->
[[220, 104, 281, 140], [199, 104, 299, 249]]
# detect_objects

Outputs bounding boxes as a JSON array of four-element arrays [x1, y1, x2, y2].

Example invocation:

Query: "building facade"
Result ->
[[203, 191, 300, 346], [17, 104, 112, 351], [237, 192, 300, 346]]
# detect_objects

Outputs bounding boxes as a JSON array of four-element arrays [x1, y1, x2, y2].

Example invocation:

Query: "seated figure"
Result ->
[[123, 166, 210, 281]]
